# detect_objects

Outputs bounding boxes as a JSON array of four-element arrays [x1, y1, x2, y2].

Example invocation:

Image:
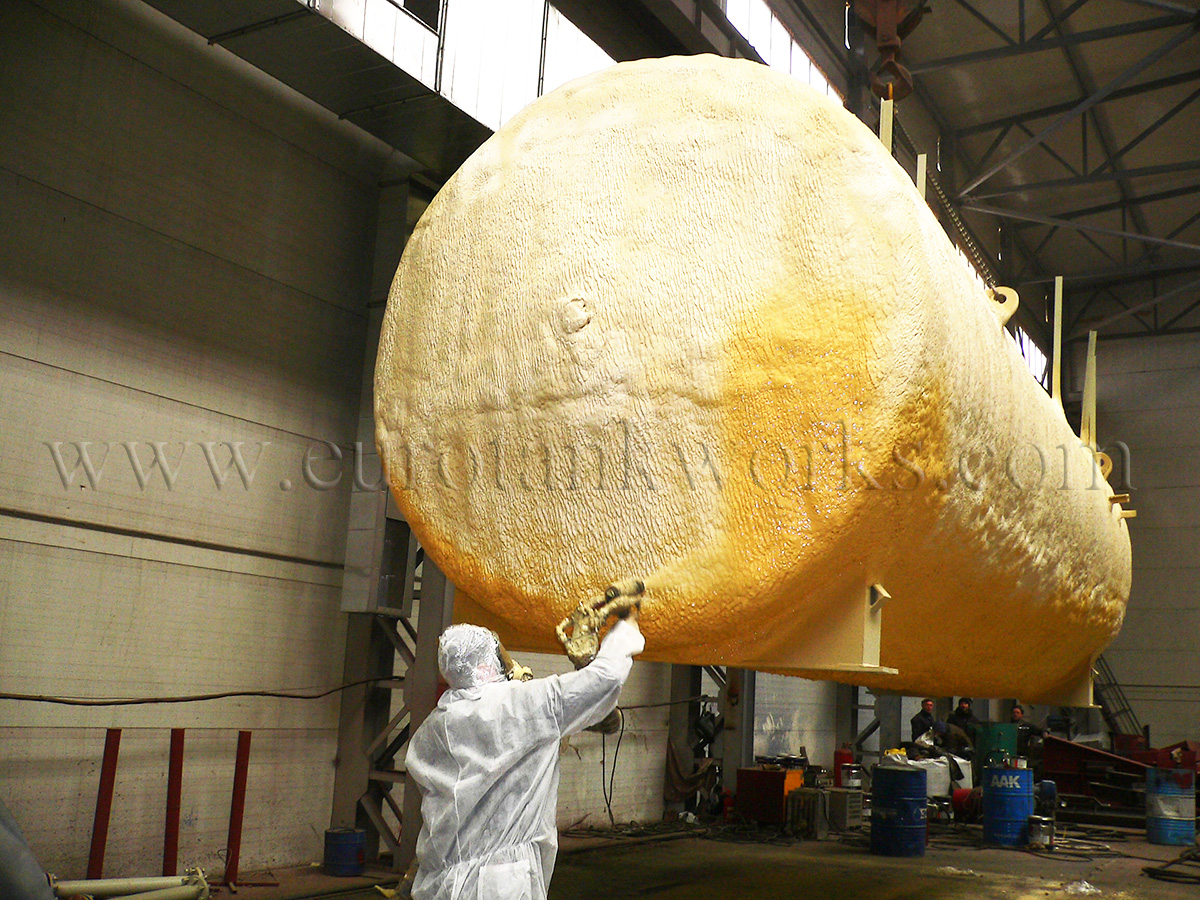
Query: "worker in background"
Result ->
[[404, 608, 644, 900], [1011, 704, 1045, 754], [910, 697, 937, 742], [947, 696, 980, 736]]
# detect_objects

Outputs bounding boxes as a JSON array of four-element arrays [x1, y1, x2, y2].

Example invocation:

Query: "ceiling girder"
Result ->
[[1168, 206, 1200, 240], [1162, 295, 1200, 328], [968, 159, 1200, 199], [957, 24, 1200, 196], [1019, 260, 1200, 289], [964, 202, 1200, 252], [1036, 181, 1200, 222], [1014, 120, 1081, 178], [1070, 273, 1200, 336], [908, 12, 1195, 75], [1042, 0, 1151, 245], [1094, 83, 1200, 174], [950, 0, 1015, 46], [787, 0, 1200, 342], [956, 68, 1200, 138], [1014, 227, 1061, 281], [1029, 0, 1093, 43], [1116, 0, 1199, 15]]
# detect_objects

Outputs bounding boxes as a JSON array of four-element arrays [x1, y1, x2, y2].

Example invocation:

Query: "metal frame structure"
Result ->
[[792, 0, 1200, 347], [331, 528, 454, 871]]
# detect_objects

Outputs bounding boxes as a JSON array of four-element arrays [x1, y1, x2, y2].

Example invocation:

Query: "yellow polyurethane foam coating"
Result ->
[[375, 55, 1131, 703]]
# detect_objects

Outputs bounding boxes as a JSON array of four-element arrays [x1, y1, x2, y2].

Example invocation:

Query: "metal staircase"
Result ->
[[1093, 654, 1142, 739]]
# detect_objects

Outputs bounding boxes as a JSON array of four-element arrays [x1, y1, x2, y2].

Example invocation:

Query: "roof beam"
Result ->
[[1019, 260, 1200, 288], [1041, 0, 1150, 247], [1162, 295, 1200, 329], [956, 68, 1200, 137], [1069, 274, 1200, 337], [1093, 83, 1200, 174], [963, 202, 1200, 252], [951, 0, 1017, 45], [957, 24, 1200, 195], [909, 13, 1195, 75], [1115, 0, 1200, 15], [967, 159, 1200, 199], [1035, 181, 1200, 222], [1029, 0, 1093, 42]]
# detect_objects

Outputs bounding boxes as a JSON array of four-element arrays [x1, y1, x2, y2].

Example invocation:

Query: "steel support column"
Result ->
[[398, 560, 455, 871], [718, 668, 755, 793], [873, 692, 903, 756], [665, 665, 703, 814]]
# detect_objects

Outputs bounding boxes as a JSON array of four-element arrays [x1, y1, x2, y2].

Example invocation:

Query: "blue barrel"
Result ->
[[1146, 768, 1196, 846], [324, 827, 366, 876], [982, 766, 1034, 846], [870, 765, 927, 857]]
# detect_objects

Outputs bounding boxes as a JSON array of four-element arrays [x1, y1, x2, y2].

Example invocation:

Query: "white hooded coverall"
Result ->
[[406, 618, 645, 900]]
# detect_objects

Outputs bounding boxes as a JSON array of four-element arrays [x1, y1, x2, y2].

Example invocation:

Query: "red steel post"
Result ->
[[87, 728, 122, 879], [163, 728, 185, 875], [223, 730, 252, 885]]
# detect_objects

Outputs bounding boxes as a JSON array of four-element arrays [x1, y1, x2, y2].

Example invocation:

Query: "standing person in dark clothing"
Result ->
[[947, 697, 980, 736], [910, 698, 937, 742], [1011, 704, 1045, 754]]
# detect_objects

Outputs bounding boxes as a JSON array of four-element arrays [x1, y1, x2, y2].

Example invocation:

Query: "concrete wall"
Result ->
[[1094, 332, 1200, 747], [0, 0, 395, 876]]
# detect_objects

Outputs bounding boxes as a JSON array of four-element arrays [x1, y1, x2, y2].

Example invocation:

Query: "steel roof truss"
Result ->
[[1162, 295, 1200, 329], [1014, 227, 1061, 281], [964, 202, 1200, 252], [1030, 0, 1094, 42], [1042, 181, 1200, 223], [956, 68, 1200, 138], [951, 0, 1017, 45], [1016, 120, 1082, 177], [957, 24, 1200, 196], [909, 12, 1192, 75], [1114, 0, 1200, 16], [968, 159, 1200, 199], [1094, 84, 1200, 175], [1072, 274, 1200, 336], [1043, 0, 1150, 243]]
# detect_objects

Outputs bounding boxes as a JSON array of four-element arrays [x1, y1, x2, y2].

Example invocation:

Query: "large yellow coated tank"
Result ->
[[374, 55, 1131, 703]]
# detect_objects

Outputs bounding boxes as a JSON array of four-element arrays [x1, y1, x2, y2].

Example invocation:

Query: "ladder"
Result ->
[[1093, 654, 1142, 738]]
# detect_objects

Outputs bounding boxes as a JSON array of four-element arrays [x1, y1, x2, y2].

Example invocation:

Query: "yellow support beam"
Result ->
[[1052, 275, 1063, 405], [1081, 330, 1098, 448]]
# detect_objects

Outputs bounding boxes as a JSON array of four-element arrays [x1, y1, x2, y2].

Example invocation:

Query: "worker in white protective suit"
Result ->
[[405, 610, 644, 900]]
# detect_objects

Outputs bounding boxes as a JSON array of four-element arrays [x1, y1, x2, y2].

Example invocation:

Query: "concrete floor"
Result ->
[[225, 825, 1197, 900], [550, 827, 1196, 900]]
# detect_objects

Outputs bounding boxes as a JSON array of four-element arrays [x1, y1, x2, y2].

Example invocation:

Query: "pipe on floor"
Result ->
[[54, 875, 188, 897], [110, 884, 207, 900]]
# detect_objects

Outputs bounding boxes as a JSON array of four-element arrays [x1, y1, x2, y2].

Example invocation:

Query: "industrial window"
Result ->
[[725, 0, 842, 100], [404, 0, 439, 31], [541, 4, 615, 97], [1015, 326, 1049, 389], [441, 0, 544, 131]]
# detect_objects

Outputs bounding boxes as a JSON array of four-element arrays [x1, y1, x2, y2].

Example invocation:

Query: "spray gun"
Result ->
[[556, 579, 645, 734]]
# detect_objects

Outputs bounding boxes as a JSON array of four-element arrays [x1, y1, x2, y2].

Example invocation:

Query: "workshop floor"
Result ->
[[550, 827, 1196, 900], [223, 825, 1197, 900]]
